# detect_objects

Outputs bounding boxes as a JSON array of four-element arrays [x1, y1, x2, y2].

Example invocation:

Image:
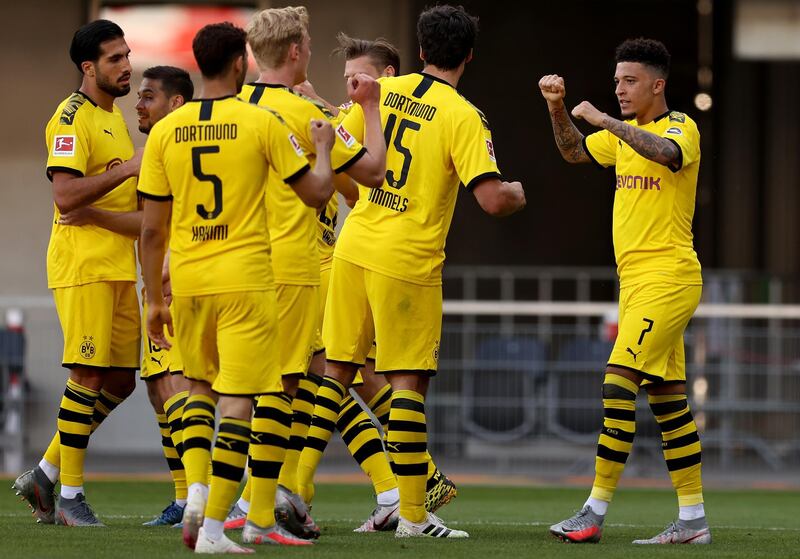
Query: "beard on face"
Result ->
[[137, 122, 151, 134], [96, 70, 130, 98]]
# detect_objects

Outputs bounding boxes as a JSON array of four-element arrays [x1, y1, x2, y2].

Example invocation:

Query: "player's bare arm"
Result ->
[[539, 74, 590, 164], [472, 178, 526, 217], [58, 207, 143, 237], [140, 198, 173, 349], [572, 101, 680, 168], [289, 119, 336, 210], [343, 73, 386, 188], [333, 172, 359, 208], [52, 147, 143, 213]]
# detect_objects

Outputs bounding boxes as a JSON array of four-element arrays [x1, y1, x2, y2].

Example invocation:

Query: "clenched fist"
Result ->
[[571, 101, 607, 127], [539, 74, 566, 103], [310, 119, 335, 152]]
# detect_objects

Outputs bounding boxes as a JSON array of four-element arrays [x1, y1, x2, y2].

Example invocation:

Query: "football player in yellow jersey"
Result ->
[[217, 7, 385, 543], [139, 22, 335, 554], [294, 32, 461, 533], [56, 66, 195, 527], [307, 5, 525, 539], [540, 38, 710, 545], [13, 20, 144, 527]]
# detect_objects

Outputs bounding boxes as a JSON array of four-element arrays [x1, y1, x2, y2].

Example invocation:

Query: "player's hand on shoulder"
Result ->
[[294, 80, 318, 99], [310, 119, 335, 152], [539, 74, 566, 103], [57, 206, 96, 226], [571, 101, 606, 127], [347, 73, 380, 106], [123, 147, 144, 178]]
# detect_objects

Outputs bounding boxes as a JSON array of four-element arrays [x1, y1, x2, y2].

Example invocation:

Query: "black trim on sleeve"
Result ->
[[334, 146, 367, 174], [666, 138, 684, 173], [284, 163, 311, 184], [582, 137, 606, 170], [46, 166, 84, 182], [137, 190, 173, 202], [465, 171, 502, 191]]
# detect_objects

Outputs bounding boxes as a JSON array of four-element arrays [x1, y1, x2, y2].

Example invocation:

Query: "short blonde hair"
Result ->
[[247, 6, 309, 69]]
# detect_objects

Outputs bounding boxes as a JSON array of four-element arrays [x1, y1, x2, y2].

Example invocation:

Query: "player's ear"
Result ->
[[384, 65, 396, 78], [82, 60, 95, 77], [653, 77, 666, 95], [419, 46, 425, 63], [169, 95, 185, 110], [465, 48, 473, 64]]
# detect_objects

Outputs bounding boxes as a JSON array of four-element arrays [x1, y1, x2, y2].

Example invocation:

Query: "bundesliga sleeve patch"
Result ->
[[336, 124, 356, 148], [288, 133, 304, 156], [52, 135, 76, 157], [485, 139, 496, 162], [665, 127, 683, 136]]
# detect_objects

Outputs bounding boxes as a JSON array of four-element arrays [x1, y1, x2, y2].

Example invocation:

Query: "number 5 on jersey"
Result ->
[[383, 114, 420, 189], [192, 145, 223, 219]]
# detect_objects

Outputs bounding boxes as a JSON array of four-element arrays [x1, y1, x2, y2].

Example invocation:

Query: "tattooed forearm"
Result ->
[[548, 104, 590, 163], [601, 116, 679, 168]]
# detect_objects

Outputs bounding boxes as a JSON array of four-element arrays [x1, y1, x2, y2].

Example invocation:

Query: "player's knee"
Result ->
[[145, 379, 163, 410], [68, 367, 104, 390]]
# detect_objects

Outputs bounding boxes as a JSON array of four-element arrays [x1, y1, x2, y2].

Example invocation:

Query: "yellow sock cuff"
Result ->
[[66, 378, 100, 399]]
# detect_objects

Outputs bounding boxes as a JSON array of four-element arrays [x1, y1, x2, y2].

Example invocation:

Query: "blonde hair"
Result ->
[[247, 6, 309, 69]]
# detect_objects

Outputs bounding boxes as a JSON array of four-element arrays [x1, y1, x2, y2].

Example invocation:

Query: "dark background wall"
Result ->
[[408, 0, 704, 271]]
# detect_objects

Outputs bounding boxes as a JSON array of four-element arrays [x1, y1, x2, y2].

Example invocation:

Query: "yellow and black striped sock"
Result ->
[[589, 373, 639, 503], [181, 394, 216, 489], [297, 376, 346, 501], [206, 417, 251, 521], [338, 394, 397, 495], [155, 411, 186, 502], [649, 393, 704, 506], [90, 389, 124, 433], [43, 432, 60, 470], [295, 374, 323, 503], [58, 379, 100, 488], [368, 383, 392, 431], [278, 376, 319, 494], [247, 393, 292, 528], [387, 389, 428, 523], [367, 383, 397, 472], [41, 388, 127, 474], [164, 391, 189, 501]]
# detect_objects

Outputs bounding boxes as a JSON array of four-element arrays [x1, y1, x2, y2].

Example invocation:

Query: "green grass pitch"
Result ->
[[1, 481, 797, 558]]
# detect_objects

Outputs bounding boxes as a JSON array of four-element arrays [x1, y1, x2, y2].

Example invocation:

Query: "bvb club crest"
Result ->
[[80, 335, 96, 359]]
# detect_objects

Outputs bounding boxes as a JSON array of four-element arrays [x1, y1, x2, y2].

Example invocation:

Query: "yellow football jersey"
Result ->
[[45, 92, 138, 288], [584, 110, 702, 287], [239, 83, 366, 285], [137, 96, 311, 297], [335, 73, 501, 286]]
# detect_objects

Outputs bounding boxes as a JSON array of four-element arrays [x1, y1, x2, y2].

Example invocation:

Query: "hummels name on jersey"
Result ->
[[368, 187, 408, 212]]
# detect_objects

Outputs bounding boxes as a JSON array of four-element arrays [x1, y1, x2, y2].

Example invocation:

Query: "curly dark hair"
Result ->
[[192, 22, 247, 78], [615, 38, 671, 78], [417, 5, 479, 71]]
